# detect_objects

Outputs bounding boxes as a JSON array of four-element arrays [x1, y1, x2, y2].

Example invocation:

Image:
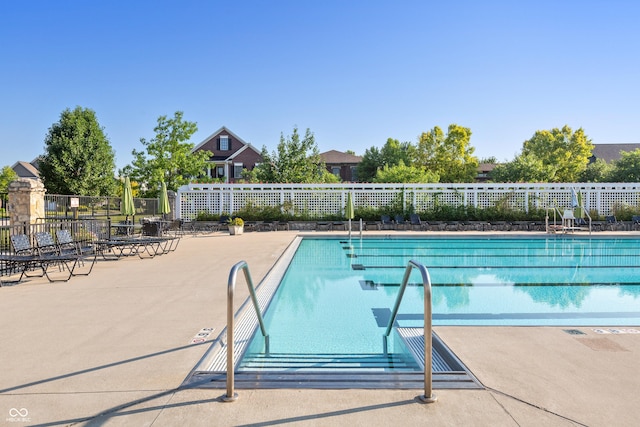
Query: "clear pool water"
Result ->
[[244, 236, 640, 361]]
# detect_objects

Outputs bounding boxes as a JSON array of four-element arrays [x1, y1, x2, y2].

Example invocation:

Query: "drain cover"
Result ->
[[563, 329, 586, 335]]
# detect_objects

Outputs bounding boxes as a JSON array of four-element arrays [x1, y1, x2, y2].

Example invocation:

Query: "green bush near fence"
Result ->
[[193, 202, 556, 223]]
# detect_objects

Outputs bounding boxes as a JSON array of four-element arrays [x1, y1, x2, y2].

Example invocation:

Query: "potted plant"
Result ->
[[228, 217, 244, 235]]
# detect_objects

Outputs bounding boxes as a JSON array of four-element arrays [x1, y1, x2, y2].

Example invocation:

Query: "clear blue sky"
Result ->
[[1, 0, 639, 171]]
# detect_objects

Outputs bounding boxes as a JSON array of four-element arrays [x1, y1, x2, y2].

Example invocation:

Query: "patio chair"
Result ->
[[604, 215, 619, 231], [394, 214, 407, 230], [409, 213, 426, 231], [34, 231, 59, 257], [10, 233, 81, 282], [0, 253, 44, 287], [380, 215, 394, 230], [10, 234, 35, 256], [55, 229, 97, 275]]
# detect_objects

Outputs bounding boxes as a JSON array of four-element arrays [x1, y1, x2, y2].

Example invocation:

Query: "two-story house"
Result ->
[[319, 150, 362, 182], [191, 126, 263, 183]]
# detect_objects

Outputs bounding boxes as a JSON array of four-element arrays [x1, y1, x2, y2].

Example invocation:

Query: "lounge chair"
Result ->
[[1, 253, 44, 286], [55, 229, 97, 275], [409, 213, 426, 231], [10, 233, 82, 282], [380, 215, 394, 230], [394, 214, 407, 230], [605, 215, 619, 231]]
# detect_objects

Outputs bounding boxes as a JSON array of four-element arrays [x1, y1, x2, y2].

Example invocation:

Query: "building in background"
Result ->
[[191, 126, 263, 183], [320, 150, 362, 182]]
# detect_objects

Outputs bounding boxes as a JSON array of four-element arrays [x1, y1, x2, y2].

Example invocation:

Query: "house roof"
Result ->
[[192, 125, 262, 160], [12, 160, 40, 179], [591, 143, 640, 163], [320, 150, 362, 164], [192, 126, 251, 152], [478, 163, 498, 173]]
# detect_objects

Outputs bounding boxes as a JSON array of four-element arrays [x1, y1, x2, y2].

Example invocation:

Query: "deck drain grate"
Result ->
[[563, 329, 586, 335]]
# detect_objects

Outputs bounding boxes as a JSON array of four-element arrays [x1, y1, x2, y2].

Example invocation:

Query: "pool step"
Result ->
[[239, 352, 419, 372]]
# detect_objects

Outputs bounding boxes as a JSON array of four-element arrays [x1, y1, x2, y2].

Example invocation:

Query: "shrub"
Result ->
[[228, 217, 244, 226]]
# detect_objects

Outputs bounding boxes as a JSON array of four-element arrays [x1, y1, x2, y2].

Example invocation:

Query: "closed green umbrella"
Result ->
[[121, 177, 135, 221], [345, 192, 355, 237], [159, 181, 171, 216]]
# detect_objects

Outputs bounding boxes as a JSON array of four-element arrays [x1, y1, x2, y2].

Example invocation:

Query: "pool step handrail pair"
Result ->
[[383, 260, 437, 403], [223, 259, 436, 404], [223, 260, 269, 402]]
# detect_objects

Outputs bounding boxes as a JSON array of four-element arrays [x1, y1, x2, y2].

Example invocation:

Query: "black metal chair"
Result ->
[[409, 213, 426, 231], [605, 215, 619, 231], [394, 214, 407, 230]]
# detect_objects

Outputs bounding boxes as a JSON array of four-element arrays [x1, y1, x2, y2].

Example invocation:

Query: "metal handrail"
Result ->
[[223, 261, 269, 402], [546, 206, 592, 234], [383, 259, 437, 403]]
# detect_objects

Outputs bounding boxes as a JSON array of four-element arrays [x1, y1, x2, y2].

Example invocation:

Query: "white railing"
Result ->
[[176, 182, 640, 220]]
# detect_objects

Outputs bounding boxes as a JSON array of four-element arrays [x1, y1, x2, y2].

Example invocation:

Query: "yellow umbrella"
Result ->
[[158, 181, 171, 216], [121, 177, 135, 220], [345, 192, 355, 237]]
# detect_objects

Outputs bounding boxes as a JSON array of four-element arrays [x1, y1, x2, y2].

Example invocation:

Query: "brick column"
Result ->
[[8, 178, 45, 228]]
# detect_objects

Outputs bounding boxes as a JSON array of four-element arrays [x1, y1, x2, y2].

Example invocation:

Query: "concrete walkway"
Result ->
[[1, 231, 638, 426]]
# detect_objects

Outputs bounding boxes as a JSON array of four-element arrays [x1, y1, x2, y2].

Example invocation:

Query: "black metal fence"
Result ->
[[0, 219, 109, 253], [0, 192, 7, 220], [0, 219, 111, 281], [43, 194, 160, 221]]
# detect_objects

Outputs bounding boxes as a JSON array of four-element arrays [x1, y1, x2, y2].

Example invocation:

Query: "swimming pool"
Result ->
[[190, 236, 640, 388]]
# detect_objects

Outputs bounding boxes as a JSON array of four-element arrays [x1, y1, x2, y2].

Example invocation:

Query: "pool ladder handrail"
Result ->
[[383, 259, 437, 403], [223, 260, 269, 402]]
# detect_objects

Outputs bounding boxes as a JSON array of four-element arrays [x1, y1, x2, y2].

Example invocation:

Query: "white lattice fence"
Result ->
[[176, 183, 640, 220]]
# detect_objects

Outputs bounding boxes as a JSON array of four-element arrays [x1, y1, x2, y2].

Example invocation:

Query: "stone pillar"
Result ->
[[8, 179, 46, 228], [167, 190, 176, 221]]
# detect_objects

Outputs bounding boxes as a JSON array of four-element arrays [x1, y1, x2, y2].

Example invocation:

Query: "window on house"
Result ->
[[234, 163, 243, 179], [219, 136, 229, 151], [350, 166, 358, 182], [217, 166, 225, 177], [331, 167, 341, 177]]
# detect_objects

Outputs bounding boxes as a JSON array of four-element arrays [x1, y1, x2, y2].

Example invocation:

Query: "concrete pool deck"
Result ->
[[0, 230, 638, 426]]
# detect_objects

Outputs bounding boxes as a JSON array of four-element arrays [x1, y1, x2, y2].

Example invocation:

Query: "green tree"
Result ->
[[0, 165, 18, 192], [579, 158, 613, 182], [373, 160, 439, 183], [380, 138, 414, 167], [521, 125, 593, 182], [608, 149, 640, 182], [123, 111, 210, 196], [357, 139, 414, 182], [255, 127, 333, 183], [357, 146, 383, 182], [415, 124, 478, 182], [489, 153, 557, 182], [479, 156, 498, 164], [39, 107, 116, 195]]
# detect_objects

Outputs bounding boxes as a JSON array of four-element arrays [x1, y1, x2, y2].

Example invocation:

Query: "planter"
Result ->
[[229, 225, 244, 235]]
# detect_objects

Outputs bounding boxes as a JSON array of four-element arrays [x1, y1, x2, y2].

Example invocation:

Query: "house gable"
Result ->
[[192, 126, 262, 183], [12, 160, 40, 179]]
